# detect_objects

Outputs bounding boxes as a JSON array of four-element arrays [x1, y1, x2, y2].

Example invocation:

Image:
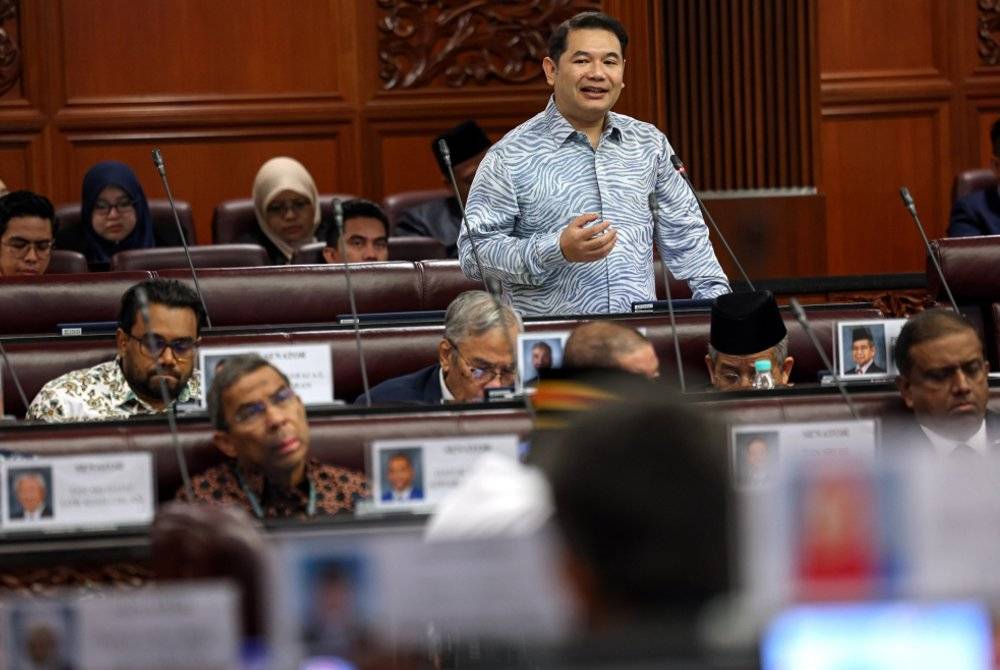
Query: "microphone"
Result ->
[[788, 298, 861, 421], [438, 138, 496, 296], [333, 198, 372, 407], [648, 193, 687, 393], [0, 339, 30, 417], [134, 285, 195, 502], [899, 186, 959, 314], [150, 148, 213, 328], [670, 155, 755, 291]]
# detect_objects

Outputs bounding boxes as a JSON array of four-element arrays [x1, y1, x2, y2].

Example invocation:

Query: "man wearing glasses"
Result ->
[[360, 290, 522, 404], [884, 309, 1000, 455], [181, 354, 367, 518], [0, 190, 57, 277], [27, 279, 204, 422]]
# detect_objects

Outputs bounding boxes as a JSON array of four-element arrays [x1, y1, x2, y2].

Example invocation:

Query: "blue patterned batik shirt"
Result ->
[[459, 97, 731, 316]]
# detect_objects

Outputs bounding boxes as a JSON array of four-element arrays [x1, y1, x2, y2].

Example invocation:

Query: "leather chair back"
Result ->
[[56, 200, 196, 245], [382, 188, 451, 230], [110, 244, 270, 271], [46, 250, 88, 274], [210, 193, 356, 244], [952, 168, 998, 202]]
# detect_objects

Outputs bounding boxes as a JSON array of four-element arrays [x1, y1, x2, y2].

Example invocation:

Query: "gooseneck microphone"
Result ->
[[789, 298, 861, 421], [670, 155, 755, 291], [150, 148, 213, 328], [648, 193, 687, 393], [899, 186, 960, 314], [333, 199, 372, 407], [134, 286, 195, 502], [0, 339, 29, 416], [438, 139, 495, 296]]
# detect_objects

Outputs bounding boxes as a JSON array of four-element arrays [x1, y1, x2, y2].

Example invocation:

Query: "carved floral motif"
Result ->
[[0, 0, 20, 97], [377, 0, 599, 89], [978, 0, 1000, 66]]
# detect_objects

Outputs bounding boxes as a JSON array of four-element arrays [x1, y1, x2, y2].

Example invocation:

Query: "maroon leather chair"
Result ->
[[929, 236, 1000, 364], [290, 238, 447, 265], [952, 168, 998, 202], [290, 241, 325, 265], [382, 188, 451, 231], [46, 250, 88, 274], [55, 199, 196, 245], [210, 193, 357, 244], [109, 244, 270, 271]]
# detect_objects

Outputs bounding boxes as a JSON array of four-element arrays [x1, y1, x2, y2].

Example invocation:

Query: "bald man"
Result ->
[[562, 321, 660, 379]]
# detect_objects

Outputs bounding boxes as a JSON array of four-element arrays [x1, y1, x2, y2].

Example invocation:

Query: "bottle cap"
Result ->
[[754, 359, 772, 373]]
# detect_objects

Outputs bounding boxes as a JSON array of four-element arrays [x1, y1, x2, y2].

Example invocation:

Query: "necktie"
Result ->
[[951, 443, 977, 457]]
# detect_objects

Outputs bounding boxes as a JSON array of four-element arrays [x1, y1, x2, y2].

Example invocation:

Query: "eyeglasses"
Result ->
[[1, 238, 53, 257], [447, 338, 516, 385], [125, 331, 199, 359], [914, 358, 987, 387], [266, 198, 311, 216], [232, 386, 297, 425], [93, 198, 135, 216]]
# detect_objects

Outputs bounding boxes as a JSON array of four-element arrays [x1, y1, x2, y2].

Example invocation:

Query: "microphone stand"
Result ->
[[648, 193, 687, 393], [789, 298, 861, 421], [899, 186, 959, 313], [333, 199, 372, 407]]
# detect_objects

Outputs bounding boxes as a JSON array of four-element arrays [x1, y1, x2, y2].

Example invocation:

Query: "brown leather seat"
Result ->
[[382, 188, 451, 230], [952, 168, 998, 202], [46, 249, 89, 274], [929, 236, 1000, 365], [210, 193, 356, 244], [110, 244, 270, 271], [55, 199, 197, 245], [388, 236, 447, 261]]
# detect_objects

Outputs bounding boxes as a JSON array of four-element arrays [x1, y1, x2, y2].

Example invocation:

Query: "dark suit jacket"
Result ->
[[381, 486, 425, 502], [357, 363, 443, 406], [948, 187, 1000, 237], [394, 197, 461, 258], [849, 362, 886, 375], [880, 407, 1000, 453]]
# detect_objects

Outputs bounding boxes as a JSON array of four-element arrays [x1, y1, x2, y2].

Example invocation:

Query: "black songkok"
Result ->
[[433, 121, 492, 176], [852, 327, 875, 344], [710, 290, 787, 355]]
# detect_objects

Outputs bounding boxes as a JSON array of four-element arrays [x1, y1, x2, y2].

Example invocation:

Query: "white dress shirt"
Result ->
[[920, 420, 988, 456]]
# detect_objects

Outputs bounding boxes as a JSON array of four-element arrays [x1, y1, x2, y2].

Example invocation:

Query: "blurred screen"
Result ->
[[762, 601, 993, 670]]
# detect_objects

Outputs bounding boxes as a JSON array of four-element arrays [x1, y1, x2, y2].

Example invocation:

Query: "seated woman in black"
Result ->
[[56, 160, 182, 271], [243, 157, 325, 265]]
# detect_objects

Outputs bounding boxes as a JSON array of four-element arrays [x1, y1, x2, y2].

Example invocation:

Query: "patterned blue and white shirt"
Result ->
[[459, 97, 731, 316]]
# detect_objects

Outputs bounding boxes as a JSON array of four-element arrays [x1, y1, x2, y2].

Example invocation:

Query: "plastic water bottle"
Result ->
[[752, 359, 775, 390]]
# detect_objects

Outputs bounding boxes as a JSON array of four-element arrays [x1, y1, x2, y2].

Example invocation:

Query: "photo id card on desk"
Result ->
[[368, 434, 520, 512], [517, 331, 570, 390], [198, 344, 334, 407], [0, 452, 154, 533], [836, 319, 907, 379]]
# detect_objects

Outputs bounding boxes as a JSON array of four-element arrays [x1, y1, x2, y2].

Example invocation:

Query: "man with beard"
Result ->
[[27, 279, 203, 422]]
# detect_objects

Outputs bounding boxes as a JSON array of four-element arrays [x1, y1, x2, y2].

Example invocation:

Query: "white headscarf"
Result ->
[[251, 157, 321, 261]]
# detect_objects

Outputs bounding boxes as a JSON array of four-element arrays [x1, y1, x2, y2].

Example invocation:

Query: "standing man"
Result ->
[[26, 279, 204, 422], [459, 11, 729, 316], [847, 327, 885, 375], [0, 190, 57, 277]]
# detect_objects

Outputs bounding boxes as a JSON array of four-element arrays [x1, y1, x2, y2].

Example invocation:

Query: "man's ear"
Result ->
[[438, 339, 452, 373], [780, 356, 795, 384], [322, 246, 338, 263], [542, 56, 557, 85], [897, 375, 914, 409], [704, 354, 716, 384], [213, 431, 238, 459], [115, 328, 128, 360]]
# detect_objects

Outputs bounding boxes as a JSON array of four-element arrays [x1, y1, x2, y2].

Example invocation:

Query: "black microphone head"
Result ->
[[151, 148, 165, 175], [647, 192, 660, 213], [670, 154, 685, 171], [437, 139, 452, 166], [133, 285, 152, 326], [788, 297, 807, 323], [332, 197, 344, 230], [899, 186, 915, 208]]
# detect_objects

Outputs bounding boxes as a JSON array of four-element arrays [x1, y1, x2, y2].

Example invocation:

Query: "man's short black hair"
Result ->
[[539, 394, 731, 617], [118, 279, 207, 337], [325, 199, 390, 249], [991, 118, 1000, 158], [0, 190, 56, 238], [547, 11, 629, 64], [893, 309, 981, 377]]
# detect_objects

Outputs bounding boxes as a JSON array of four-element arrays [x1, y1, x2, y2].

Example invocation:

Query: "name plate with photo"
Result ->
[[517, 331, 571, 390], [730, 420, 878, 490], [198, 344, 334, 407], [1, 582, 239, 670], [1, 453, 155, 533], [368, 434, 520, 512], [836, 319, 907, 379]]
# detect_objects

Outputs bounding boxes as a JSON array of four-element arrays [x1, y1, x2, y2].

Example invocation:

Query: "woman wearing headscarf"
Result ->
[[242, 157, 324, 264], [56, 160, 182, 270]]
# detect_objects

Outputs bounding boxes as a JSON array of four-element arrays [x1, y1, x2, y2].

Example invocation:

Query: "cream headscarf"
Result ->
[[251, 157, 322, 261]]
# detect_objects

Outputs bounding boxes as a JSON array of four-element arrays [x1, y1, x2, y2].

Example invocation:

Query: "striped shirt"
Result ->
[[459, 96, 730, 316]]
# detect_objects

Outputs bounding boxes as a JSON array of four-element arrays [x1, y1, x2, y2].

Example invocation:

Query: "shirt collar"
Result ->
[[439, 366, 455, 403], [542, 95, 623, 146], [234, 458, 315, 499], [920, 419, 988, 456]]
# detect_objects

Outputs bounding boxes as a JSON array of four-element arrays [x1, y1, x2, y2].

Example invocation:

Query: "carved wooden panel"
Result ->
[[663, 0, 817, 189], [980, 0, 1000, 66], [0, 0, 21, 99], [376, 0, 598, 91]]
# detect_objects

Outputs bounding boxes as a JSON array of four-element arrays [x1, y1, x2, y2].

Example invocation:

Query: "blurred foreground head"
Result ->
[[540, 393, 731, 631]]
